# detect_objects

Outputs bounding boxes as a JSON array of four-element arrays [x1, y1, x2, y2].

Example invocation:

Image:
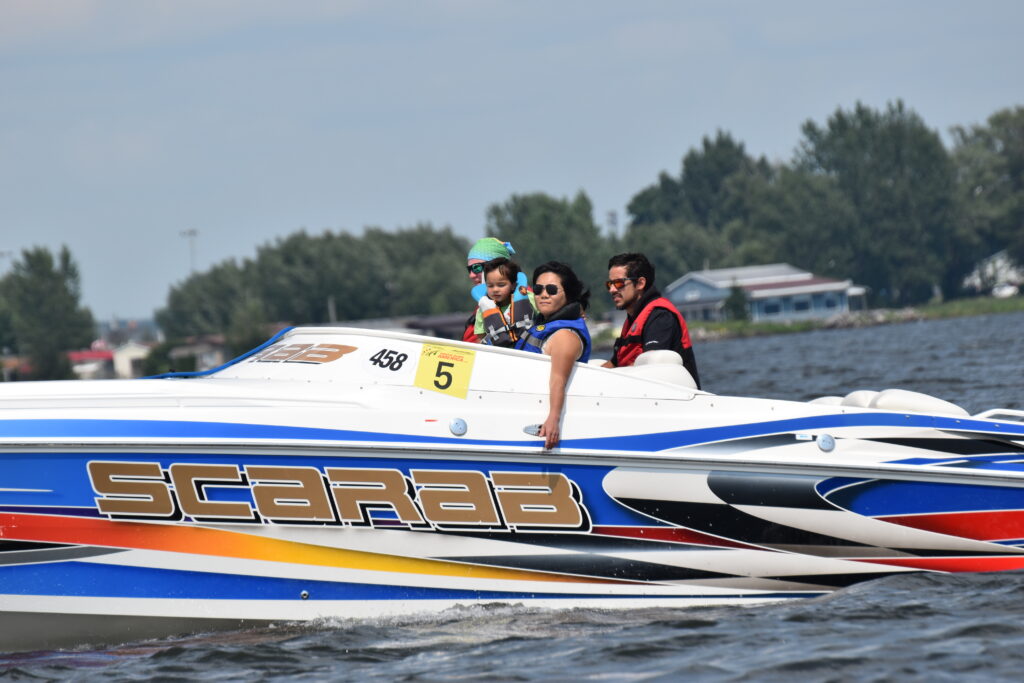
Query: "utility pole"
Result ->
[[606, 210, 618, 238], [180, 229, 198, 274]]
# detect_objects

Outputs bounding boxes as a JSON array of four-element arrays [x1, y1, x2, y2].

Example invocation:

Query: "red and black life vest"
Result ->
[[613, 296, 692, 367], [462, 308, 480, 343]]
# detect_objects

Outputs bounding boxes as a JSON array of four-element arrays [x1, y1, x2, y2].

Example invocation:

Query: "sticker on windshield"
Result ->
[[414, 344, 476, 399]]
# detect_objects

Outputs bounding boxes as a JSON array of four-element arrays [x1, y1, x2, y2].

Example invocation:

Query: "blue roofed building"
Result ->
[[664, 263, 866, 322]]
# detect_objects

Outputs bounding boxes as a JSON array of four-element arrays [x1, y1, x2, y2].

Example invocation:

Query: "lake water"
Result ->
[[2, 312, 1023, 681]]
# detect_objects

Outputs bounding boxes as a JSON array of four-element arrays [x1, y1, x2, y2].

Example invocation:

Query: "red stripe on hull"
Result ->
[[878, 510, 1024, 541], [857, 556, 1024, 572]]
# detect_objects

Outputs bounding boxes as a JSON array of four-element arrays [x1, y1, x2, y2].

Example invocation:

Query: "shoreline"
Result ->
[[686, 295, 1024, 342]]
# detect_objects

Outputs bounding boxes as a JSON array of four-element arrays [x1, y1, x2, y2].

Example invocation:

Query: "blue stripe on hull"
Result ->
[[0, 413, 1020, 451], [0, 561, 817, 601], [825, 479, 1024, 516]]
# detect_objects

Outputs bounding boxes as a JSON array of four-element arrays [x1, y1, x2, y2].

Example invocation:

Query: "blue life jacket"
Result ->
[[515, 316, 592, 363]]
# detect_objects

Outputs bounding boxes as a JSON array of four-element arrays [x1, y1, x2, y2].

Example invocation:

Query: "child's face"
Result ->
[[485, 270, 514, 306]]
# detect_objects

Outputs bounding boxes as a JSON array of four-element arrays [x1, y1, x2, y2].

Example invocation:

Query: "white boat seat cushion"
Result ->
[[841, 390, 879, 407], [869, 388, 968, 417], [615, 350, 698, 389]]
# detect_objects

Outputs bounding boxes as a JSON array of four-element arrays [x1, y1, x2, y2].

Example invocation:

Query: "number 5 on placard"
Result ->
[[414, 345, 475, 399], [433, 361, 455, 390]]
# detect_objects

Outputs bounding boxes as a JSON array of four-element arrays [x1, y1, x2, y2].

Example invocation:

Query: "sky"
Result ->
[[2, 0, 1022, 321]]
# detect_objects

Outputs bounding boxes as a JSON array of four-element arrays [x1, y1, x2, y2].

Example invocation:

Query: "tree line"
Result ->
[[1, 100, 1022, 378], [0, 247, 95, 380], [160, 100, 1022, 335]]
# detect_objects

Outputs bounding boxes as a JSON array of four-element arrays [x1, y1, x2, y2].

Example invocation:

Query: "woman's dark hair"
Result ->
[[533, 261, 590, 311], [483, 257, 520, 282]]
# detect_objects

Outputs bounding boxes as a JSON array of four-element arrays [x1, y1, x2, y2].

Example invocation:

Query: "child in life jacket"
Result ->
[[471, 257, 536, 347]]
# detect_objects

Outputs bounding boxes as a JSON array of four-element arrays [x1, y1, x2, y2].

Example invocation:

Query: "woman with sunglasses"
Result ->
[[515, 261, 592, 449]]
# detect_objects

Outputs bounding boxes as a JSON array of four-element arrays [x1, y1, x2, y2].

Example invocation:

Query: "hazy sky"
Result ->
[[2, 1, 1022, 320]]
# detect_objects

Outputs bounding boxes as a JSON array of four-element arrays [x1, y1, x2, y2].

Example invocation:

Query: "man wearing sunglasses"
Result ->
[[462, 238, 517, 343], [603, 252, 701, 389]]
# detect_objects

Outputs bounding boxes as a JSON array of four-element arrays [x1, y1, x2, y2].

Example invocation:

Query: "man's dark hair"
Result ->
[[533, 261, 591, 311], [483, 257, 520, 282], [608, 252, 654, 289]]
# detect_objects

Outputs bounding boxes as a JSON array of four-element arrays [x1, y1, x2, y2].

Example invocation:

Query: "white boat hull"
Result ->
[[1, 327, 1023, 651]]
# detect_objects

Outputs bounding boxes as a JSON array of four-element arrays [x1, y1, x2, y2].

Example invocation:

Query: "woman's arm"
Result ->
[[539, 329, 582, 449]]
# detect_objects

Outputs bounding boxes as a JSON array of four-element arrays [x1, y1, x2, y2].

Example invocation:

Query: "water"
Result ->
[[3, 313, 1023, 681], [700, 312, 1024, 414]]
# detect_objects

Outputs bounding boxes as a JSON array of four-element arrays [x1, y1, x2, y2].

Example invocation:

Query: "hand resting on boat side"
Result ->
[[539, 328, 583, 450]]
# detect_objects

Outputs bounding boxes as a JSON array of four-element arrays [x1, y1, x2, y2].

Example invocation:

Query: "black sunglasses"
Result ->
[[605, 277, 635, 290], [532, 283, 561, 296], [467, 262, 487, 274]]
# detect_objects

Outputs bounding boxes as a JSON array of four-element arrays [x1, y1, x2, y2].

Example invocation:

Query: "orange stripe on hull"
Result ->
[[0, 513, 617, 585]]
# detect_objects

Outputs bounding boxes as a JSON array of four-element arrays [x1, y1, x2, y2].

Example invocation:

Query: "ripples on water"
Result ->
[[7, 573, 1024, 681], [702, 311, 1023, 413], [2, 313, 1023, 681]]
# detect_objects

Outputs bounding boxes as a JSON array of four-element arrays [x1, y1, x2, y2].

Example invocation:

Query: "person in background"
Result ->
[[603, 252, 701, 389], [477, 258, 536, 347], [463, 238, 517, 343], [515, 262, 592, 449]]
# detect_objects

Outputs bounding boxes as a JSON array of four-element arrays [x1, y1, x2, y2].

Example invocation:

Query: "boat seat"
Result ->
[[820, 388, 968, 416], [868, 388, 968, 417], [614, 350, 699, 389], [840, 390, 879, 407]]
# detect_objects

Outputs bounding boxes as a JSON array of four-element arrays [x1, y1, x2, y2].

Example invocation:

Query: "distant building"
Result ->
[[169, 336, 228, 372], [68, 350, 114, 379], [98, 318, 162, 348], [962, 250, 1023, 294], [113, 341, 152, 379], [664, 263, 866, 322]]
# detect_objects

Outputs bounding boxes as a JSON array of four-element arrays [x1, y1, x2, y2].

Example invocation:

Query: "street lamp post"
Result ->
[[179, 230, 198, 274]]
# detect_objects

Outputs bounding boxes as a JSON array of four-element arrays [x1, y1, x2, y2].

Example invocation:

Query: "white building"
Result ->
[[665, 263, 866, 322], [113, 342, 152, 379]]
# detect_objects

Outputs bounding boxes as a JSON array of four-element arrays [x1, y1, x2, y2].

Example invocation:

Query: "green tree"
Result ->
[[623, 132, 772, 285], [0, 299, 15, 355], [225, 297, 272, 357], [620, 219, 728, 287], [798, 101, 959, 304], [156, 259, 250, 340], [363, 225, 472, 318], [680, 132, 772, 230], [723, 166, 858, 278], [0, 246, 95, 380], [628, 131, 770, 232], [157, 224, 471, 339], [723, 285, 749, 321], [951, 106, 1024, 267], [627, 172, 687, 226]]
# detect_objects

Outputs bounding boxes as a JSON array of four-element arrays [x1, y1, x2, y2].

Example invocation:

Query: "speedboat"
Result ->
[[2, 326, 1023, 652]]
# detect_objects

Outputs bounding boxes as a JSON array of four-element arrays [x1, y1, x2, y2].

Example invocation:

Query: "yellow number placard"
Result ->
[[414, 344, 476, 399]]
